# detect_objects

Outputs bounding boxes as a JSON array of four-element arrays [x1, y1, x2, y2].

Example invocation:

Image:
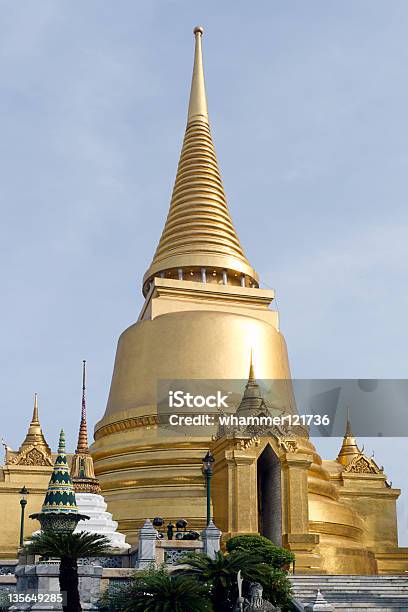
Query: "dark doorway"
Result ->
[[257, 444, 282, 545]]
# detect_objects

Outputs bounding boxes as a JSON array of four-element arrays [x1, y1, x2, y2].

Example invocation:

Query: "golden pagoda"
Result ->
[[91, 27, 408, 575], [0, 395, 53, 557]]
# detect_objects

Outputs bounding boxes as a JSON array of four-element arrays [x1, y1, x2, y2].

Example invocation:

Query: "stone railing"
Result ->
[[0, 567, 16, 576], [137, 519, 221, 569], [9, 521, 223, 608], [0, 560, 18, 602], [156, 538, 203, 565]]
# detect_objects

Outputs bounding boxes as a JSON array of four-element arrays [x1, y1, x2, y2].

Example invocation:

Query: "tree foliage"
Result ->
[[226, 535, 295, 568], [26, 531, 111, 560], [99, 566, 213, 612], [99, 539, 295, 612]]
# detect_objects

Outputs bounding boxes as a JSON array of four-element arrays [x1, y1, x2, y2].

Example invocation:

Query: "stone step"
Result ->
[[290, 575, 408, 580], [290, 575, 408, 610], [291, 576, 408, 581], [328, 603, 408, 612], [294, 595, 408, 602], [293, 588, 408, 592], [292, 591, 408, 598], [294, 591, 408, 603], [292, 584, 408, 588], [292, 588, 408, 593], [294, 603, 408, 609]]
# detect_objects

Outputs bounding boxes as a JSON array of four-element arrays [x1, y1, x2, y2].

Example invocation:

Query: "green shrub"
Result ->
[[225, 535, 295, 611], [226, 535, 295, 569], [99, 565, 213, 612]]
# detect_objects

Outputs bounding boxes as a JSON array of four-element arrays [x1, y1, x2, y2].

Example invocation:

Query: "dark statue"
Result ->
[[234, 571, 278, 611]]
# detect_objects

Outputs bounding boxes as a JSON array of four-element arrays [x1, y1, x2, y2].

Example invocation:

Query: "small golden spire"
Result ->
[[19, 394, 51, 454], [345, 405, 353, 437], [236, 352, 269, 417], [248, 349, 256, 382], [337, 408, 360, 467], [32, 393, 39, 424], [187, 26, 208, 125]]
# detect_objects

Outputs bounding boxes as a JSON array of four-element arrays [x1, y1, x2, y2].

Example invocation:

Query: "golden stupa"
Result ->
[[91, 27, 408, 575]]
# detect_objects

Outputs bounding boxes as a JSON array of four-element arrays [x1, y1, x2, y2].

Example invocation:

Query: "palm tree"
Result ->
[[100, 565, 213, 612], [175, 550, 267, 611], [25, 530, 111, 612]]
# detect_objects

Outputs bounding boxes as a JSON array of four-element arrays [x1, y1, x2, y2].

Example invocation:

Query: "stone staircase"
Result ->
[[290, 575, 408, 611]]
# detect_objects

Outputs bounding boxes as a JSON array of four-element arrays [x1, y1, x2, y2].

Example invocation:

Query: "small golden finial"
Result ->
[[32, 393, 39, 423], [345, 406, 353, 437], [248, 349, 256, 381], [187, 24, 208, 125], [337, 405, 360, 466]]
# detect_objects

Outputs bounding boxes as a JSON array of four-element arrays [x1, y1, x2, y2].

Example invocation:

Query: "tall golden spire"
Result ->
[[19, 393, 51, 454], [143, 26, 258, 296], [71, 361, 101, 494]]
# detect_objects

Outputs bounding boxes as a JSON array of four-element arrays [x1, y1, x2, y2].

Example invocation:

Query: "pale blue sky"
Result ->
[[1, 2, 407, 542]]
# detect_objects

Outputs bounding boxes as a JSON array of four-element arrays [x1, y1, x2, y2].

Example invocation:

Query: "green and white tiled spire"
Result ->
[[41, 429, 78, 515], [30, 429, 89, 534]]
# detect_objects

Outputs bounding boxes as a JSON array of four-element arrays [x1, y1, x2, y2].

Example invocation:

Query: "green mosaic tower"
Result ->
[[41, 430, 77, 515], [30, 429, 89, 533]]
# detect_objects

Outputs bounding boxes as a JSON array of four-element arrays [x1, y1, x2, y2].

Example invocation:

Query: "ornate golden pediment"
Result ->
[[344, 454, 381, 474], [10, 445, 53, 467]]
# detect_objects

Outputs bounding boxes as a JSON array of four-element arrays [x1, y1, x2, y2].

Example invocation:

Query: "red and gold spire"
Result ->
[[71, 361, 101, 494], [76, 360, 89, 454]]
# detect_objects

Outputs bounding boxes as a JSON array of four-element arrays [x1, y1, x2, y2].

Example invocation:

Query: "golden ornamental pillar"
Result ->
[[281, 452, 322, 573]]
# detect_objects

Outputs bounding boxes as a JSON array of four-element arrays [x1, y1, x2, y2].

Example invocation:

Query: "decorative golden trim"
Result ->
[[73, 478, 101, 495], [94, 414, 158, 439], [279, 438, 298, 453]]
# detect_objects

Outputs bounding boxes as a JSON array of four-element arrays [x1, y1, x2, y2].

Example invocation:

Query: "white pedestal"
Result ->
[[74, 493, 130, 550]]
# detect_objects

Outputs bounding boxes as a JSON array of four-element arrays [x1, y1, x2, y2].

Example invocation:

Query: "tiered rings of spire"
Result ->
[[143, 27, 259, 296]]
